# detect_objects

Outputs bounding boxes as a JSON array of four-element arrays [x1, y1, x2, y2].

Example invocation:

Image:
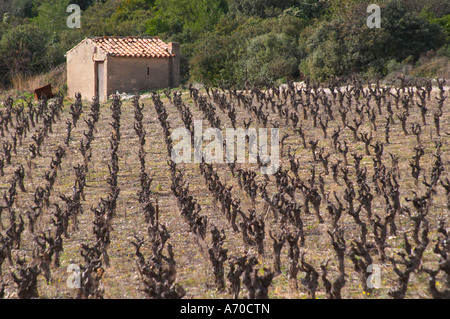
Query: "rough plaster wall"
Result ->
[[107, 57, 171, 95], [67, 39, 97, 101]]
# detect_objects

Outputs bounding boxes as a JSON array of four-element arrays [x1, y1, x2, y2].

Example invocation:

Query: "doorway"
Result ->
[[96, 62, 105, 102]]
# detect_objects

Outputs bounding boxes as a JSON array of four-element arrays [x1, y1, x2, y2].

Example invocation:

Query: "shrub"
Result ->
[[240, 32, 301, 85], [436, 44, 450, 57], [228, 0, 297, 18], [0, 23, 47, 78], [299, 0, 446, 81], [384, 59, 403, 74]]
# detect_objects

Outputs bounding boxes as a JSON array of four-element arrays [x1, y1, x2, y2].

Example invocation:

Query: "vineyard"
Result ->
[[0, 76, 449, 299]]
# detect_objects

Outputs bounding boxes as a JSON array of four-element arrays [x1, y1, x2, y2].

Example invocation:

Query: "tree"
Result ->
[[10, 0, 40, 18], [300, 0, 445, 81], [240, 32, 301, 85], [281, 0, 330, 21], [146, 0, 227, 38], [0, 23, 47, 79], [228, 0, 298, 18], [381, 0, 445, 61]]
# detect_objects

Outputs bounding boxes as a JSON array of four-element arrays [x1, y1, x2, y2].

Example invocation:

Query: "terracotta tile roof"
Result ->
[[90, 36, 174, 58]]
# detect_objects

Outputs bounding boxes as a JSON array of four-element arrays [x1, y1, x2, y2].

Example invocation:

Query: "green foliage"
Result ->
[[381, 0, 445, 60], [32, 0, 69, 34], [0, 23, 47, 77], [300, 22, 347, 81], [426, 14, 450, 40], [241, 32, 301, 84], [70, 0, 98, 11], [189, 33, 235, 85], [11, 0, 41, 18], [300, 0, 446, 81], [228, 0, 297, 18], [147, 0, 226, 38], [384, 59, 403, 74], [187, 13, 305, 86], [117, 0, 154, 11], [0, 0, 448, 88], [79, 0, 122, 36], [145, 16, 170, 36], [281, 0, 330, 21], [437, 43, 450, 57]]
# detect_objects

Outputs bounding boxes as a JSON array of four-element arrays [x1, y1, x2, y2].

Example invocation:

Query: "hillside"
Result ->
[[0, 0, 449, 92]]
